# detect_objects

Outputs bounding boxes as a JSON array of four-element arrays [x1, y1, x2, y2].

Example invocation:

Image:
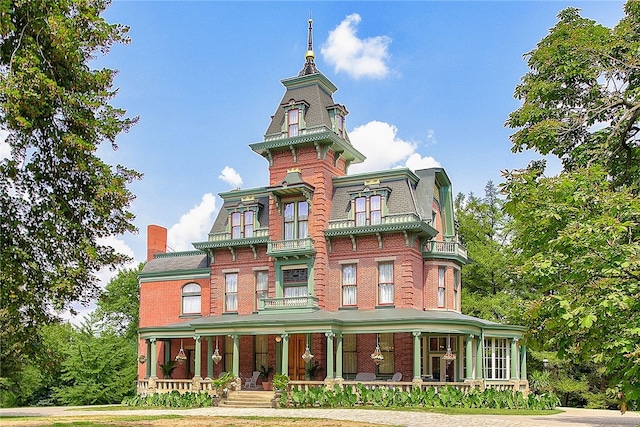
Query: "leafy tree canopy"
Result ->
[[506, 2, 640, 189], [95, 263, 144, 340], [0, 0, 140, 369], [503, 166, 640, 408]]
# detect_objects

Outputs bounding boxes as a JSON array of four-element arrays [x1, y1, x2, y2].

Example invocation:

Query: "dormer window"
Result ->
[[230, 210, 255, 239], [288, 109, 300, 137], [328, 104, 348, 138], [354, 194, 383, 226]]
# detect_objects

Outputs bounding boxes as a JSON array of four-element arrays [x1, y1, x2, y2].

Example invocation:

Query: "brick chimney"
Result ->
[[147, 225, 167, 261]]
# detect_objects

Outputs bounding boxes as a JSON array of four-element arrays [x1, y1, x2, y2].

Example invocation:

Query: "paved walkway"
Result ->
[[1, 405, 639, 427]]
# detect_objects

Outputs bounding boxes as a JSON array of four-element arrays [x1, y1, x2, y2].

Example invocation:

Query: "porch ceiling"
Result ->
[[138, 308, 526, 339]]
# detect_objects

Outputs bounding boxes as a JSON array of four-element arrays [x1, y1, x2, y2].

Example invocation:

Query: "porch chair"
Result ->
[[388, 372, 402, 382], [244, 371, 260, 389]]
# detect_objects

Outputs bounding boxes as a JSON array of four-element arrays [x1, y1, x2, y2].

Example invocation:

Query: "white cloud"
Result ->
[[218, 166, 243, 188], [167, 193, 217, 251], [348, 120, 441, 174], [321, 13, 391, 80], [405, 152, 441, 171], [426, 129, 438, 145], [348, 121, 416, 173]]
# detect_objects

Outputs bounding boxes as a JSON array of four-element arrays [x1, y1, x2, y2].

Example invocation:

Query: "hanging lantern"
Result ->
[[175, 339, 187, 364], [443, 335, 456, 363], [370, 334, 384, 365], [212, 337, 222, 364], [301, 346, 314, 363]]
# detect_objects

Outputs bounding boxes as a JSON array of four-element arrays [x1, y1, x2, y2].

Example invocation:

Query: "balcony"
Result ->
[[423, 240, 468, 262], [258, 295, 319, 312], [266, 238, 315, 258]]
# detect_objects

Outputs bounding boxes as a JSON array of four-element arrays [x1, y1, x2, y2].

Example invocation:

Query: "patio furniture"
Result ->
[[244, 371, 260, 389], [355, 372, 377, 381], [388, 372, 402, 382]]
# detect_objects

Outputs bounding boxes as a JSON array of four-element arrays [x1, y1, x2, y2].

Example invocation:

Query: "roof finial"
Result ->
[[299, 15, 319, 76]]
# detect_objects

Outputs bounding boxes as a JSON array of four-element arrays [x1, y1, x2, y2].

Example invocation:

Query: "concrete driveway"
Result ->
[[1, 405, 639, 427]]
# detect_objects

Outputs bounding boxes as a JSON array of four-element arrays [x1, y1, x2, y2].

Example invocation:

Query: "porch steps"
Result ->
[[222, 390, 274, 408]]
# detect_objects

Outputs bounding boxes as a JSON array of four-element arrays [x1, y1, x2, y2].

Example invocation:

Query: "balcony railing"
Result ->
[[423, 240, 467, 259], [327, 213, 427, 230], [259, 295, 319, 311], [208, 228, 269, 242], [267, 238, 314, 256]]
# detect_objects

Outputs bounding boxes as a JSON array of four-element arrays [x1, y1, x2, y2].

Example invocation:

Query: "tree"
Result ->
[[455, 181, 514, 296], [503, 166, 640, 410], [95, 263, 144, 340], [0, 0, 140, 373], [54, 317, 137, 405], [506, 2, 640, 189]]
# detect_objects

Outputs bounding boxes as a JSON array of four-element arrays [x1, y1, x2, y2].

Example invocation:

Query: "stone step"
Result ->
[[222, 390, 274, 408]]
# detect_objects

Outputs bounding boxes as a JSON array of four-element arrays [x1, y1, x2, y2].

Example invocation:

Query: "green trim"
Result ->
[[139, 269, 210, 282], [193, 237, 269, 250], [218, 187, 269, 200], [325, 219, 437, 238], [333, 168, 420, 187], [282, 72, 338, 94], [154, 250, 206, 259], [250, 129, 365, 163]]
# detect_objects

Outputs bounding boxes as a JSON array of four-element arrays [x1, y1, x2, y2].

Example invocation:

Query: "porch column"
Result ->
[[145, 339, 152, 378], [520, 344, 527, 381], [465, 335, 473, 380], [281, 334, 289, 376], [412, 332, 421, 380], [325, 332, 335, 379], [335, 332, 343, 379], [194, 336, 202, 379], [475, 334, 483, 379], [510, 338, 519, 380], [150, 338, 157, 378], [232, 334, 240, 377], [206, 337, 213, 379]]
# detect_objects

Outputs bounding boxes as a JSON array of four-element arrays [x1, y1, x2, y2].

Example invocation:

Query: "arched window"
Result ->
[[182, 283, 201, 314]]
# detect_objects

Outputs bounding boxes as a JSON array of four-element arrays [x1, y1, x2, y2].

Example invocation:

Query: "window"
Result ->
[[231, 211, 254, 239], [429, 336, 457, 352], [288, 109, 300, 137], [225, 273, 238, 312], [224, 335, 234, 373], [181, 283, 201, 314], [378, 263, 394, 305], [342, 264, 357, 306], [343, 335, 357, 375], [484, 338, 509, 379], [438, 267, 446, 307], [337, 114, 344, 136], [283, 201, 308, 240], [453, 269, 460, 310], [255, 270, 268, 309], [254, 335, 268, 372], [354, 195, 382, 226], [378, 333, 395, 375], [283, 267, 308, 305]]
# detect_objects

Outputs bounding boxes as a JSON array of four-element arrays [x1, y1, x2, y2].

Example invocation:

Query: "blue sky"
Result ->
[[3, 1, 625, 319]]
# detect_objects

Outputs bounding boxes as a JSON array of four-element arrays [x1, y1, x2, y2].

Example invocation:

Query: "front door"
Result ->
[[288, 334, 307, 380], [430, 356, 455, 382]]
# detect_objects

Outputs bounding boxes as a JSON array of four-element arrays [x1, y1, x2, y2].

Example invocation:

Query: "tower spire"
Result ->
[[298, 17, 319, 76]]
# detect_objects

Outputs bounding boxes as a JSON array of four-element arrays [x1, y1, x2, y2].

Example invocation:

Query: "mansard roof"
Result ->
[[207, 188, 270, 236]]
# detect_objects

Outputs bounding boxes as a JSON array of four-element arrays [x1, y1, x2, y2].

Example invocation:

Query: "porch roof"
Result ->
[[138, 307, 526, 339]]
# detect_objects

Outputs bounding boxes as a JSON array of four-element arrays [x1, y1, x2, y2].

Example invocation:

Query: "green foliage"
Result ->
[[95, 263, 144, 340], [122, 391, 212, 408], [272, 373, 289, 391], [53, 318, 137, 405], [159, 361, 177, 379], [258, 364, 273, 380], [506, 3, 640, 189], [503, 166, 640, 409], [0, 0, 140, 384], [455, 182, 518, 297], [285, 384, 559, 410]]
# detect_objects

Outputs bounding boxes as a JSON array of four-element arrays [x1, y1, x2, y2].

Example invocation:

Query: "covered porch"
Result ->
[[137, 308, 529, 395]]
